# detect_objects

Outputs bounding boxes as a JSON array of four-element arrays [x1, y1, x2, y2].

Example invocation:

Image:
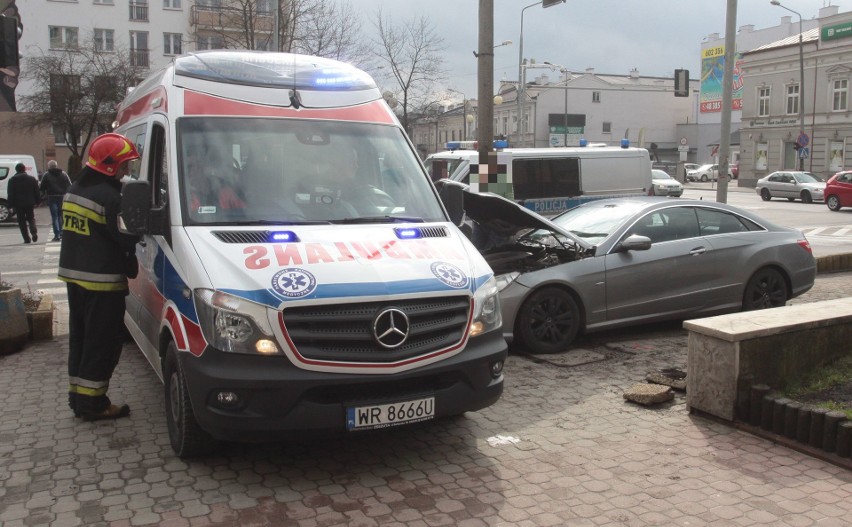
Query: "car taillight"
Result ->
[[797, 239, 813, 254]]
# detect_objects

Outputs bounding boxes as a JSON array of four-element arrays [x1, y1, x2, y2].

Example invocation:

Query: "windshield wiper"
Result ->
[[331, 216, 425, 224], [200, 219, 333, 226]]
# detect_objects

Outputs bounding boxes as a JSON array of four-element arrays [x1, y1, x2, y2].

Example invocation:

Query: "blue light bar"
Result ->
[[579, 138, 588, 147], [621, 138, 630, 148], [175, 51, 376, 91], [268, 231, 299, 243], [493, 140, 509, 149], [394, 227, 422, 239]]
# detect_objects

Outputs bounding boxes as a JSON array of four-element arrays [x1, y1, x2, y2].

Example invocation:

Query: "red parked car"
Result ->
[[825, 170, 852, 211]]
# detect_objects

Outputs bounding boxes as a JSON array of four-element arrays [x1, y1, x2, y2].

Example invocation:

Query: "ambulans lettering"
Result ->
[[242, 239, 464, 269]]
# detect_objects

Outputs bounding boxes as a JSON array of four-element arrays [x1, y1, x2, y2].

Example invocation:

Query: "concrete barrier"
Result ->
[[684, 297, 852, 421]]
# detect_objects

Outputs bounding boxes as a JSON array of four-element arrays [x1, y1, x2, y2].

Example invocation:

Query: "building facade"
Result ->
[[738, 10, 852, 186]]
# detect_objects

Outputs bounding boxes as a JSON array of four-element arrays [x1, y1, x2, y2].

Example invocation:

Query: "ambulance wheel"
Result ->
[[164, 342, 217, 458]]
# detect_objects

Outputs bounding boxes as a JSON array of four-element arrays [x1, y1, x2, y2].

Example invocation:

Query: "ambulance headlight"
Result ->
[[470, 276, 502, 337], [194, 289, 280, 355]]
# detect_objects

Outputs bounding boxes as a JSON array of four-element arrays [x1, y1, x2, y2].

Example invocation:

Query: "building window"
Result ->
[[49, 26, 78, 50], [163, 33, 182, 55], [163, 0, 181, 8], [786, 84, 799, 115], [592, 91, 600, 103], [130, 31, 149, 68], [129, 0, 149, 21], [197, 34, 224, 50], [832, 79, 848, 111], [602, 122, 611, 134], [257, 0, 271, 14], [94, 0, 114, 4], [757, 86, 770, 117], [93, 29, 114, 52]]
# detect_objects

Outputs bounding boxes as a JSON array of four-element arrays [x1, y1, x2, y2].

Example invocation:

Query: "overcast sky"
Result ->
[[357, 0, 852, 100]]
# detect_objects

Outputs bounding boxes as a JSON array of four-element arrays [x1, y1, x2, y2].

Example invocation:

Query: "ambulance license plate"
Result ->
[[346, 397, 435, 431]]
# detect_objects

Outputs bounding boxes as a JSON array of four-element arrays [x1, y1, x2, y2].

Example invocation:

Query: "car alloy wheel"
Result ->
[[800, 191, 813, 204], [516, 287, 581, 354], [760, 188, 771, 201], [743, 268, 788, 310], [827, 195, 842, 211]]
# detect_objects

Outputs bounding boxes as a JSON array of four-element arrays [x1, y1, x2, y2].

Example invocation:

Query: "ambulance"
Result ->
[[425, 142, 652, 216], [115, 51, 506, 458]]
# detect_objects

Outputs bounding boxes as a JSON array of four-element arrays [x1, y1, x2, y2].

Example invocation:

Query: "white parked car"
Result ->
[[755, 171, 826, 203], [650, 169, 684, 197], [686, 164, 733, 182]]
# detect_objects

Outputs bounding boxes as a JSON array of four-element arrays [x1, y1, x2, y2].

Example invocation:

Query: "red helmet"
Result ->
[[85, 133, 141, 176]]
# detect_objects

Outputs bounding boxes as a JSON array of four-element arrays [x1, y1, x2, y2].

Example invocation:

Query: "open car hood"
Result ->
[[463, 190, 591, 250]]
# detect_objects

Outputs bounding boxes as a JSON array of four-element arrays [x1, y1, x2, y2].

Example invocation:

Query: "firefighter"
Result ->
[[59, 133, 141, 421]]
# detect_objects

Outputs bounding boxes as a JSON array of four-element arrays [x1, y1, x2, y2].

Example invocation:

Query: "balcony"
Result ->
[[129, 3, 149, 21], [130, 49, 149, 68]]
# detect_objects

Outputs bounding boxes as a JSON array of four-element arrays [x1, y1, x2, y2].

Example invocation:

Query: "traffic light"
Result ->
[[674, 69, 689, 97], [0, 15, 20, 70]]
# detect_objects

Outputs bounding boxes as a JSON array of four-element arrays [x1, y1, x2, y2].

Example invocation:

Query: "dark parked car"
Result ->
[[825, 170, 852, 211], [466, 193, 817, 354]]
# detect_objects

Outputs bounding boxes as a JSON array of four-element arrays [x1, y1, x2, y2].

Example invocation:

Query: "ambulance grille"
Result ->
[[282, 296, 471, 363], [419, 226, 449, 238], [212, 231, 270, 244]]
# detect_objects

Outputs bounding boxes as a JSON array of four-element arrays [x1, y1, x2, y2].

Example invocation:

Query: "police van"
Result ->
[[426, 142, 652, 216], [115, 51, 506, 457]]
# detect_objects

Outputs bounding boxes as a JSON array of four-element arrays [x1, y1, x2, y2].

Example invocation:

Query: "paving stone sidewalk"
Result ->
[[1, 273, 851, 526]]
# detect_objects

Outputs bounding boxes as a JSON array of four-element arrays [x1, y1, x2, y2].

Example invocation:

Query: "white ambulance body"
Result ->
[[425, 143, 652, 216], [0, 154, 39, 222], [115, 51, 506, 457]]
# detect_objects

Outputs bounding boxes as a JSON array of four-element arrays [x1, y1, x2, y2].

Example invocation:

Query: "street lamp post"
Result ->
[[516, 0, 565, 148], [447, 88, 468, 140], [771, 0, 805, 170]]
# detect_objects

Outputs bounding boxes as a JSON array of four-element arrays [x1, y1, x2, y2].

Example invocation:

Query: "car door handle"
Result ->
[[689, 247, 706, 255]]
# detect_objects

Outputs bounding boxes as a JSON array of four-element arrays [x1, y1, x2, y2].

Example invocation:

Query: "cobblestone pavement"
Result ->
[[1, 272, 851, 526]]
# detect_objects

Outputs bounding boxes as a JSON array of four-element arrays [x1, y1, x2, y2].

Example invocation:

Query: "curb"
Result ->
[[816, 253, 852, 274]]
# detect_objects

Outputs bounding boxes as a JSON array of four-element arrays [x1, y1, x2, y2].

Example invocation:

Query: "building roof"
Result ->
[[747, 28, 820, 53]]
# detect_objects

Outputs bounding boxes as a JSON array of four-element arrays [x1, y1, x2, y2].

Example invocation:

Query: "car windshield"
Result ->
[[547, 201, 647, 245], [177, 118, 446, 225], [425, 156, 468, 183], [796, 173, 824, 183], [652, 170, 673, 180]]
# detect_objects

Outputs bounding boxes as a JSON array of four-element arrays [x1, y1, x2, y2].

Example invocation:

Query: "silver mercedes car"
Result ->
[[465, 193, 817, 354]]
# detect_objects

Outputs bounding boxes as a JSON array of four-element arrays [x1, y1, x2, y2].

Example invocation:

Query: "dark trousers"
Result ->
[[67, 283, 127, 416], [16, 206, 37, 242]]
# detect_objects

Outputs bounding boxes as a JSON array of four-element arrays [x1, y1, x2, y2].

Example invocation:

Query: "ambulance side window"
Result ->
[[148, 124, 168, 208]]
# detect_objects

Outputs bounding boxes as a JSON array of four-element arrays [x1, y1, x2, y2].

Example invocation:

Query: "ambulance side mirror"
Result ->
[[435, 178, 466, 226], [120, 180, 152, 235]]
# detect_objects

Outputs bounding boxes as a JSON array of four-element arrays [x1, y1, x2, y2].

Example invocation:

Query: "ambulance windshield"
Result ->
[[178, 118, 446, 225]]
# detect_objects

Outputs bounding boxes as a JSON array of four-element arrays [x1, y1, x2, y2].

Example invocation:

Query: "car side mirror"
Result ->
[[435, 178, 466, 226], [616, 234, 652, 252], [120, 180, 153, 235]]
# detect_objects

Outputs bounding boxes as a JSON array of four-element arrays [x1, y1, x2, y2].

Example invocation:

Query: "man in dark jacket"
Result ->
[[7, 162, 40, 244], [40, 160, 72, 241], [59, 133, 140, 421]]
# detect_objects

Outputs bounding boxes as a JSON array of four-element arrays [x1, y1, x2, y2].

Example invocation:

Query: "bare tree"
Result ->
[[372, 9, 447, 134], [14, 38, 143, 175], [191, 0, 370, 66]]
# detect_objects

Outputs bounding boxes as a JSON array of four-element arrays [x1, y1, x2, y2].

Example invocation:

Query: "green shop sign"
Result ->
[[822, 21, 852, 41]]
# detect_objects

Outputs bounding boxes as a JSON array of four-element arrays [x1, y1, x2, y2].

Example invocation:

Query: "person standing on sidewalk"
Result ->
[[7, 162, 40, 244], [59, 133, 141, 421], [39, 160, 72, 241]]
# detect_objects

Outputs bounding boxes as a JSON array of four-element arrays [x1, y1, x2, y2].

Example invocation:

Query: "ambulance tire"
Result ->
[[164, 342, 218, 458]]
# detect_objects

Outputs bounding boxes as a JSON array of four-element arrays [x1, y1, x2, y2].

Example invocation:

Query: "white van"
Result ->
[[426, 143, 652, 216], [0, 155, 39, 222], [115, 51, 506, 457]]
